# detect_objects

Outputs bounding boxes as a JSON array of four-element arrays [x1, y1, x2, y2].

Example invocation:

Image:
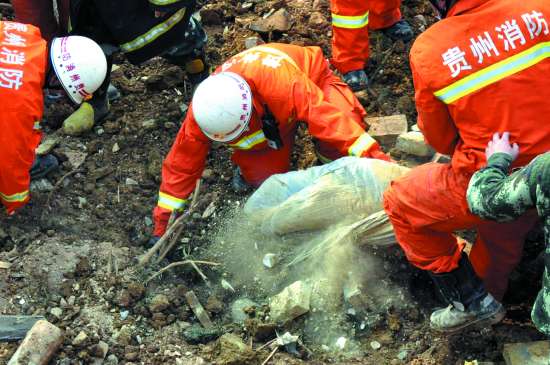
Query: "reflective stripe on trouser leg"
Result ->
[[157, 191, 188, 211]]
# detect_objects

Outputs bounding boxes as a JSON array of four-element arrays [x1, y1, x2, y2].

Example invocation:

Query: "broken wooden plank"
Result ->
[[7, 320, 63, 365], [185, 291, 213, 328], [0, 315, 46, 342]]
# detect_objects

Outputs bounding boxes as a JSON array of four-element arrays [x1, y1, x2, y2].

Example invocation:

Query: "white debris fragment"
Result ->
[[335, 337, 347, 350], [262, 253, 278, 268], [221, 279, 236, 293], [370, 340, 381, 350]]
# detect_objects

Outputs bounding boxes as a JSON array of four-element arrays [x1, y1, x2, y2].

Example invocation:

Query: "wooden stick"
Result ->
[[43, 168, 84, 210], [261, 346, 278, 365], [145, 260, 220, 283], [255, 338, 277, 352], [139, 179, 201, 266], [185, 290, 214, 328]]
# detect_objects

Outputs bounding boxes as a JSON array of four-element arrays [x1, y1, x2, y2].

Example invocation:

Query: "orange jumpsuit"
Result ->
[[384, 0, 550, 300], [0, 21, 47, 214], [330, 0, 402, 73], [153, 43, 387, 236]]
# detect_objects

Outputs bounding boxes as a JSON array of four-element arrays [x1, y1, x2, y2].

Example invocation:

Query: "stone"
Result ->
[[0, 315, 45, 341], [78, 197, 87, 209], [127, 282, 145, 300], [395, 131, 435, 157], [200, 6, 222, 25], [112, 143, 120, 153], [7, 320, 63, 365], [503, 341, 550, 365], [250, 8, 292, 33], [30, 178, 54, 193], [104, 354, 119, 365], [366, 114, 408, 146], [112, 325, 133, 346], [262, 253, 278, 268], [141, 119, 158, 131], [149, 294, 170, 313], [231, 298, 258, 324], [145, 66, 185, 91], [90, 341, 109, 361], [182, 324, 222, 344], [370, 340, 381, 350], [244, 36, 264, 49], [62, 150, 87, 169], [36, 135, 60, 155], [269, 280, 311, 323], [125, 178, 139, 186], [218, 333, 255, 365], [50, 307, 63, 319], [176, 357, 206, 365], [205, 296, 224, 314], [72, 331, 88, 346], [308, 11, 327, 27]]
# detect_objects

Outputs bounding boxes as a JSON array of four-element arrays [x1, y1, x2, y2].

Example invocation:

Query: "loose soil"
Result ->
[[0, 0, 546, 364]]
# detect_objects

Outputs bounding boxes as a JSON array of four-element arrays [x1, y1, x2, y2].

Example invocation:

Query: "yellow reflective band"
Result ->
[[120, 8, 186, 53], [229, 130, 266, 150], [149, 0, 181, 5], [157, 191, 188, 211], [0, 190, 29, 203], [348, 133, 376, 157], [435, 41, 550, 104], [331, 11, 369, 29]]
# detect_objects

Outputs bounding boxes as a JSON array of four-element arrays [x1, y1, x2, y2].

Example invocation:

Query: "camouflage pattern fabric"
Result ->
[[467, 152, 550, 335]]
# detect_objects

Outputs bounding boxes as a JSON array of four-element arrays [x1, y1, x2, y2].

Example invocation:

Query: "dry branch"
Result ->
[[145, 260, 220, 283]]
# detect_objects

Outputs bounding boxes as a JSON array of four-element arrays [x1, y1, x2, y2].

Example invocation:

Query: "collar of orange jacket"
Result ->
[[448, 0, 490, 17]]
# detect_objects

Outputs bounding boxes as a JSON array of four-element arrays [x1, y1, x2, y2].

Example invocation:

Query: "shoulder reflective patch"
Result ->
[[331, 11, 369, 29], [435, 41, 550, 104]]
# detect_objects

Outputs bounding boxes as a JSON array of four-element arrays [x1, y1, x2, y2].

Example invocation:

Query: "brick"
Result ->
[[366, 115, 408, 147], [8, 320, 63, 365]]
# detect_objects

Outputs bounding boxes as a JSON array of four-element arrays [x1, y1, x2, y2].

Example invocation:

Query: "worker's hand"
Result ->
[[485, 132, 519, 161]]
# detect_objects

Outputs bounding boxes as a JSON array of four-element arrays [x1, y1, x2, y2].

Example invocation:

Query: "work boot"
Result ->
[[30, 154, 59, 180], [383, 19, 414, 42], [429, 253, 506, 333], [342, 69, 369, 91]]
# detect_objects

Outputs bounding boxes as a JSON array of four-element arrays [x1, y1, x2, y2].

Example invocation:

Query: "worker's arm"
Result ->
[[467, 133, 548, 222], [152, 106, 210, 236], [288, 73, 387, 160], [411, 58, 458, 156]]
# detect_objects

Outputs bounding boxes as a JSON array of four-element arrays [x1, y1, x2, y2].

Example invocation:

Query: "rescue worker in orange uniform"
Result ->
[[330, 0, 413, 91], [0, 20, 107, 215], [383, 0, 550, 332], [151, 43, 391, 238]]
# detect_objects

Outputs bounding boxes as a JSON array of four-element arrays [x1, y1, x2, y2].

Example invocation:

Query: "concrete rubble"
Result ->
[[7, 320, 63, 365], [269, 280, 312, 323], [395, 131, 435, 157], [367, 114, 408, 146]]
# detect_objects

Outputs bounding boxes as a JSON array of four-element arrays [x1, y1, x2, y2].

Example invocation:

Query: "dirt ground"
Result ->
[[0, 0, 547, 364]]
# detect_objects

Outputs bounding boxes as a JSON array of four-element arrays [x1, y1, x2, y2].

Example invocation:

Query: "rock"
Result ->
[[104, 354, 118, 365], [395, 131, 435, 157], [269, 281, 311, 323], [112, 143, 120, 153], [141, 119, 158, 131], [176, 357, 206, 365], [90, 341, 109, 361], [410, 123, 420, 132], [205, 296, 224, 314], [125, 178, 139, 186], [112, 325, 133, 346], [128, 283, 145, 300], [366, 114, 408, 146], [244, 36, 264, 49], [308, 11, 327, 27], [149, 294, 170, 313], [125, 352, 139, 361], [7, 320, 63, 365], [397, 349, 408, 361], [30, 179, 54, 193], [50, 307, 63, 319], [262, 253, 278, 268], [370, 340, 381, 350], [200, 6, 222, 25], [335, 337, 347, 350], [36, 135, 60, 155], [201, 169, 214, 179], [0, 315, 45, 341], [182, 324, 222, 344], [218, 333, 255, 365], [72, 331, 88, 346], [250, 8, 291, 33], [145, 66, 185, 91], [62, 150, 88, 169], [202, 202, 216, 218], [78, 197, 87, 209], [231, 298, 258, 324], [117, 290, 132, 307], [503, 341, 550, 365], [413, 14, 427, 28]]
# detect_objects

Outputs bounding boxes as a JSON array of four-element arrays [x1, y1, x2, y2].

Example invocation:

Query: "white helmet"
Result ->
[[50, 36, 107, 104], [192, 72, 253, 142]]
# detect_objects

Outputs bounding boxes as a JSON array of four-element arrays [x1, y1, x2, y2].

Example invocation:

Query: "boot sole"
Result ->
[[430, 307, 506, 334]]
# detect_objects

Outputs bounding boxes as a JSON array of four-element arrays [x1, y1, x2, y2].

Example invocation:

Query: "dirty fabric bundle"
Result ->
[[244, 157, 410, 247]]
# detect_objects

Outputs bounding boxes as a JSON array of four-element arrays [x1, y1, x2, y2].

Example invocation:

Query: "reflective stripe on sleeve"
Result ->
[[149, 0, 181, 5], [331, 11, 369, 29], [120, 8, 186, 53], [0, 190, 29, 203], [435, 41, 550, 104], [157, 191, 188, 211], [229, 130, 267, 150], [348, 133, 376, 157]]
